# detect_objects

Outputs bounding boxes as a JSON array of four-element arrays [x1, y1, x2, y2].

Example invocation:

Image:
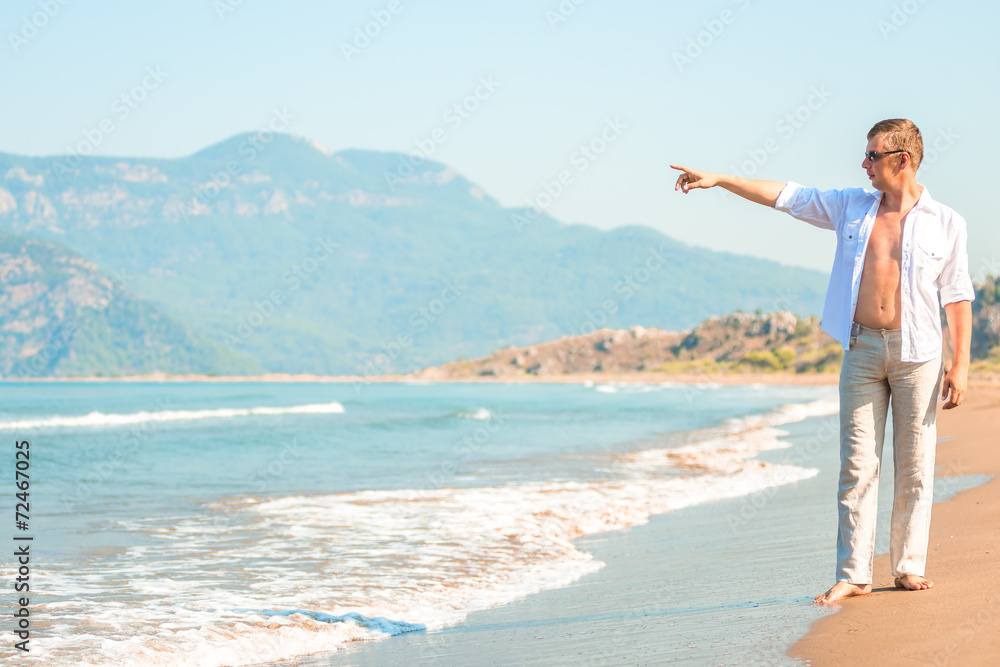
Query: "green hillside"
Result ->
[[0, 234, 260, 377], [0, 134, 829, 375]]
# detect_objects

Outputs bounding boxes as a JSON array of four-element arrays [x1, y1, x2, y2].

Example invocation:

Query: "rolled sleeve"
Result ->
[[772, 182, 849, 231], [773, 181, 802, 212], [938, 219, 976, 306]]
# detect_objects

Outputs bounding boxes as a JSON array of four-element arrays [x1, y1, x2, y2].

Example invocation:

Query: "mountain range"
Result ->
[[0, 133, 830, 376]]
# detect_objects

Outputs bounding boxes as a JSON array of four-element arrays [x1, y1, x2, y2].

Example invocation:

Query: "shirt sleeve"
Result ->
[[937, 214, 976, 306], [773, 182, 849, 231]]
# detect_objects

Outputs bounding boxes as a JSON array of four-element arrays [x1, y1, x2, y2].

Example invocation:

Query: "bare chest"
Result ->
[[863, 212, 905, 266]]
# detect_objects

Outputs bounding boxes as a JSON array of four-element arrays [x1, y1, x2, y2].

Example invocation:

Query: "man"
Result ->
[[671, 118, 975, 604]]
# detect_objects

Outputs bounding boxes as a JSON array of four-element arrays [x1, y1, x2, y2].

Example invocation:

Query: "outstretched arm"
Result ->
[[670, 164, 786, 208]]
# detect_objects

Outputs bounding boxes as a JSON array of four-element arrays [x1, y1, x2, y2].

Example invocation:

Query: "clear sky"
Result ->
[[2, 0, 997, 275]]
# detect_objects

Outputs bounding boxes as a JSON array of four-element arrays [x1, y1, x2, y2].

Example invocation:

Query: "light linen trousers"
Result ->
[[837, 322, 943, 584]]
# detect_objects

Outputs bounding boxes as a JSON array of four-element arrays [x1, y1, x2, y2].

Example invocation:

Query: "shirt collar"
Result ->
[[871, 183, 935, 212], [914, 183, 935, 212]]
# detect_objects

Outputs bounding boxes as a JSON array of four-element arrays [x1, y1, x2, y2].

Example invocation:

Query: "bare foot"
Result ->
[[895, 574, 933, 591], [814, 580, 872, 604]]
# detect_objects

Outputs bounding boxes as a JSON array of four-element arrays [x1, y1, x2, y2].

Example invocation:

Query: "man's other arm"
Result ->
[[941, 299, 972, 410], [670, 164, 785, 207]]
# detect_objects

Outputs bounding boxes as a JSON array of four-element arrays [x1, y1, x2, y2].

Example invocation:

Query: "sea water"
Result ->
[[0, 380, 845, 665]]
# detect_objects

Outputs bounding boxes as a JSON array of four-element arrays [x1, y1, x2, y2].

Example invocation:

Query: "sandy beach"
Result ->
[[790, 380, 1000, 666]]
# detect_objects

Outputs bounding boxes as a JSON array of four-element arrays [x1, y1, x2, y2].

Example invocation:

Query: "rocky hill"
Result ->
[[0, 234, 259, 377], [415, 277, 1000, 380], [413, 311, 843, 379], [970, 276, 1000, 371]]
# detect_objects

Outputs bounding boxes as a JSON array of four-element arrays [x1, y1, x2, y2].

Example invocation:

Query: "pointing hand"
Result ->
[[670, 164, 719, 193]]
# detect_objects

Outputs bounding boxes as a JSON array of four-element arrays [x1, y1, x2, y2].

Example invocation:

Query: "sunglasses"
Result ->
[[865, 150, 907, 162]]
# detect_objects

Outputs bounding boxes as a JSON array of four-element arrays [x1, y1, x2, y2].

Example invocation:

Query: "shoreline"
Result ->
[[284, 392, 846, 666], [0, 370, 844, 385], [790, 381, 1000, 665], [9, 370, 1000, 387]]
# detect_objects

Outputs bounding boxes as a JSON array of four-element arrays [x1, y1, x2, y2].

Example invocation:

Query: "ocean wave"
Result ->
[[737, 398, 839, 429], [13, 400, 830, 666], [10, 395, 837, 666], [592, 382, 661, 393], [0, 401, 346, 430], [24, 467, 812, 666], [620, 398, 837, 475], [591, 381, 731, 394], [457, 407, 493, 420]]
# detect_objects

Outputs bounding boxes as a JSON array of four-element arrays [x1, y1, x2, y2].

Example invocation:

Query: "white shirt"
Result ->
[[774, 182, 975, 363]]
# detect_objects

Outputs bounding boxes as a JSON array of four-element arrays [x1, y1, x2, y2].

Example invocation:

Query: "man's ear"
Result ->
[[898, 152, 911, 172]]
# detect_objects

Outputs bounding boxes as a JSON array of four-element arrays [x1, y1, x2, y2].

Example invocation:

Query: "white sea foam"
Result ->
[[591, 380, 742, 394], [458, 407, 492, 420], [9, 397, 836, 666], [592, 382, 664, 393], [0, 401, 346, 430], [620, 398, 838, 472]]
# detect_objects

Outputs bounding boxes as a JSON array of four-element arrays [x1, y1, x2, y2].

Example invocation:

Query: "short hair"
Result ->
[[867, 118, 923, 170]]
